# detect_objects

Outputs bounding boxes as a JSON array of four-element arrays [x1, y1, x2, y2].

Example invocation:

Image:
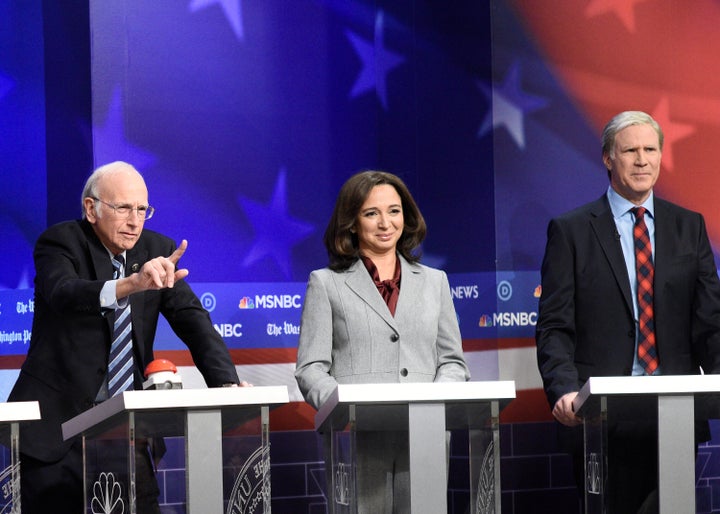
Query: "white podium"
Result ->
[[315, 381, 516, 514], [0, 401, 41, 513], [62, 387, 289, 514], [573, 375, 720, 514]]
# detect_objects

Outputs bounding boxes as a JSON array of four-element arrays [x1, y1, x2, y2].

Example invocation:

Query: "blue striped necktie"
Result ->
[[108, 255, 135, 396]]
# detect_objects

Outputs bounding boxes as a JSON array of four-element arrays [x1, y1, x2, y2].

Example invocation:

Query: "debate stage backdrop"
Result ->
[[3, 0, 720, 511]]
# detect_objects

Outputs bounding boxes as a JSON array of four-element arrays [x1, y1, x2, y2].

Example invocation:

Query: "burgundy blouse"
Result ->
[[360, 255, 401, 316]]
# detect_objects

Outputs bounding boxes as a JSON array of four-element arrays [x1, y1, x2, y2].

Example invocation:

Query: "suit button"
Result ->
[[400, 368, 408, 377], [390, 334, 399, 342]]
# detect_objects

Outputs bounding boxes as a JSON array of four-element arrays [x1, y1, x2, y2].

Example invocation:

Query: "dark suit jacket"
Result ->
[[8, 219, 239, 462], [536, 194, 720, 409]]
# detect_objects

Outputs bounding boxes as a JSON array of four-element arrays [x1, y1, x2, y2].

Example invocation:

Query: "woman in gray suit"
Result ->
[[295, 170, 470, 513]]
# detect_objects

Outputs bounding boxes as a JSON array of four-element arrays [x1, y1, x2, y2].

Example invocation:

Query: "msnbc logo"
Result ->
[[239, 294, 302, 309], [479, 312, 537, 327]]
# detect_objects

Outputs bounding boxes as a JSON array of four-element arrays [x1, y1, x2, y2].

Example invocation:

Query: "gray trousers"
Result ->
[[324, 430, 450, 514]]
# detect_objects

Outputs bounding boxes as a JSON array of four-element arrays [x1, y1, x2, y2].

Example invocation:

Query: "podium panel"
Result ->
[[574, 375, 720, 514], [62, 387, 288, 514], [315, 381, 515, 514], [0, 402, 41, 514]]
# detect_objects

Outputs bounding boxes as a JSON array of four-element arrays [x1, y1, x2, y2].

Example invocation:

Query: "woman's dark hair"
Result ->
[[323, 170, 426, 271]]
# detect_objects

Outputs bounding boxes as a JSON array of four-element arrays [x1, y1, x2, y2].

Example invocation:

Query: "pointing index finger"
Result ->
[[169, 239, 188, 265]]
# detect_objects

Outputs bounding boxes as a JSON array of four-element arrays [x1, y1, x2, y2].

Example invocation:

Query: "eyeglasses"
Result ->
[[91, 197, 155, 220]]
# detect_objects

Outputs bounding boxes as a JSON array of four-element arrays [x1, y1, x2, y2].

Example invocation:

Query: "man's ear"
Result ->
[[84, 198, 97, 222], [602, 152, 613, 172]]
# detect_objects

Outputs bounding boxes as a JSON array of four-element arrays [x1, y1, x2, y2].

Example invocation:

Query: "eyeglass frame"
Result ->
[[90, 197, 155, 220]]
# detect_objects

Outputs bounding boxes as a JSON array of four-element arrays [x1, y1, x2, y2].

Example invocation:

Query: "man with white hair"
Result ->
[[9, 161, 248, 513]]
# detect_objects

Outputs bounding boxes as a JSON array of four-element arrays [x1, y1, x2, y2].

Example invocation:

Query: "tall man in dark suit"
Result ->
[[536, 111, 720, 513], [8, 161, 249, 513]]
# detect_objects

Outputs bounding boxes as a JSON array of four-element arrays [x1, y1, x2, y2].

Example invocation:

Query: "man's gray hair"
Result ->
[[80, 161, 139, 219], [601, 111, 664, 157]]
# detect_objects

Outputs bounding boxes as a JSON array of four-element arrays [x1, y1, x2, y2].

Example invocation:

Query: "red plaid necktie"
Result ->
[[632, 207, 658, 374]]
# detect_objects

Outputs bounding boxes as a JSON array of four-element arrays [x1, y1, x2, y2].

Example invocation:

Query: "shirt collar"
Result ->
[[103, 247, 127, 263], [607, 185, 654, 219]]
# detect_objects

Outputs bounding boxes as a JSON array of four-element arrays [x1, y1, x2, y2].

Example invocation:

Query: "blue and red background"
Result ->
[[2, 0, 720, 512]]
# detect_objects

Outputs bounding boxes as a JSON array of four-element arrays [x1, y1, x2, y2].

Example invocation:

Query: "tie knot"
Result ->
[[112, 255, 125, 279], [632, 206, 646, 221]]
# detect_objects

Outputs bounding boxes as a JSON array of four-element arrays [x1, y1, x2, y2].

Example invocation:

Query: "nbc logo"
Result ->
[[238, 297, 255, 309], [478, 314, 494, 327]]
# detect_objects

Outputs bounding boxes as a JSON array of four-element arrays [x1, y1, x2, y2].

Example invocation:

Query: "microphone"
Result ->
[[614, 229, 621, 240], [131, 263, 140, 273]]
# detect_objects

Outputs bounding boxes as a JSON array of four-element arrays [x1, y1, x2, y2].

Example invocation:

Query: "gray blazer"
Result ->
[[295, 255, 470, 410]]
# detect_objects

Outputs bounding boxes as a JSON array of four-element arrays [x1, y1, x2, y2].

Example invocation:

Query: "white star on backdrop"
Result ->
[[477, 61, 548, 149], [650, 97, 695, 172], [345, 10, 405, 110], [189, 0, 244, 40], [584, 0, 653, 33], [93, 87, 156, 169], [238, 168, 315, 278]]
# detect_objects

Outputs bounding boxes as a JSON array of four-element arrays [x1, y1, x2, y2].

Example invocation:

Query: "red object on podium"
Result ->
[[144, 358, 178, 378], [143, 359, 182, 390]]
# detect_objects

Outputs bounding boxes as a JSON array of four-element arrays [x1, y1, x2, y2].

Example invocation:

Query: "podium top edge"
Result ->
[[315, 381, 516, 429], [332, 381, 516, 402], [0, 401, 41, 422], [61, 386, 289, 439], [118, 385, 290, 409], [574, 375, 720, 411]]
